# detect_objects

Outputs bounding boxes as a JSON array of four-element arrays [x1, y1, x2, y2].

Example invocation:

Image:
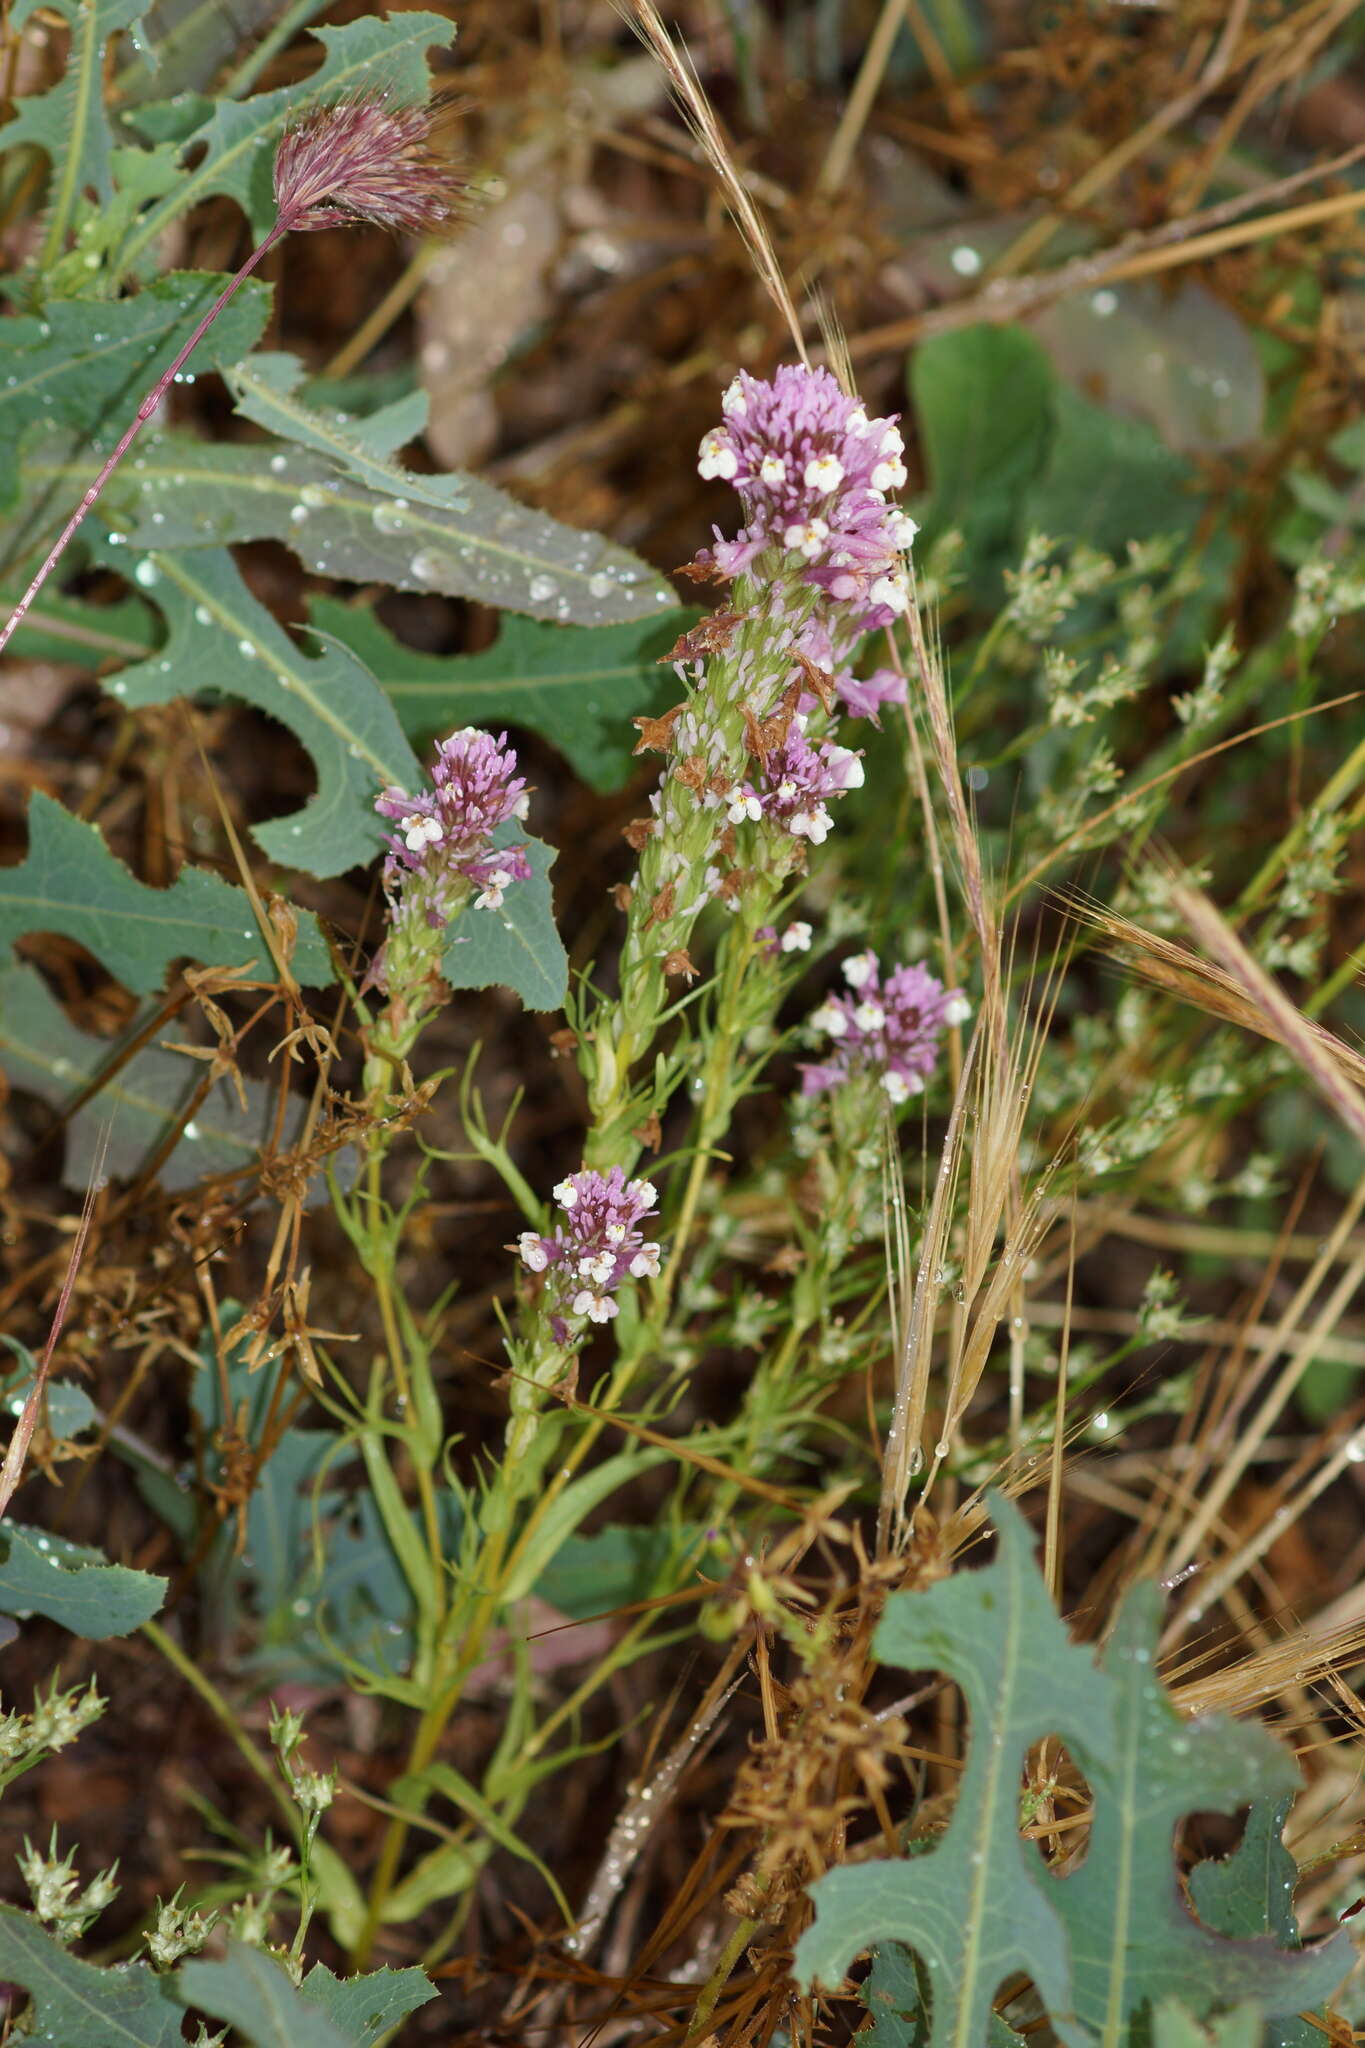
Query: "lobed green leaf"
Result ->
[[0, 791, 333, 994], [309, 594, 695, 792]]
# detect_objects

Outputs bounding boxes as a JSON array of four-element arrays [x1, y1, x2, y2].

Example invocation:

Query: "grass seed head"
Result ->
[[273, 92, 464, 237]]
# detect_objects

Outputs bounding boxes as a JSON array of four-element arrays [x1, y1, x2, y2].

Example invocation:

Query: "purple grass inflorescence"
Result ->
[[273, 93, 462, 237], [802, 951, 970, 1104], [518, 1167, 662, 1334]]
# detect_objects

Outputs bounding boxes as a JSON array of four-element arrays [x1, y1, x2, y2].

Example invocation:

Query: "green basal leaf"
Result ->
[[29, 428, 675, 625], [220, 346, 676, 626], [0, 791, 333, 994], [1, 1338, 99, 1440], [798, 1498, 1350, 2048], [443, 828, 567, 1012], [1152, 2002, 1265, 2048], [911, 325, 1055, 590], [105, 546, 420, 877], [114, 0, 285, 103], [309, 594, 695, 793], [0, 1520, 166, 1636], [1025, 380, 1197, 557], [0, 962, 330, 1196], [795, 1492, 1110, 2043], [178, 1942, 350, 2047], [299, 1962, 438, 2046], [1055, 1584, 1351, 2041], [0, 274, 271, 516], [3, 0, 150, 269], [1189, 1802, 1325, 2048], [117, 11, 456, 265], [0, 1904, 185, 2046], [0, 562, 156, 666]]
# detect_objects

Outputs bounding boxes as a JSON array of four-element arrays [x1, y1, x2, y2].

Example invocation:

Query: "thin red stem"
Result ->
[[0, 216, 290, 658]]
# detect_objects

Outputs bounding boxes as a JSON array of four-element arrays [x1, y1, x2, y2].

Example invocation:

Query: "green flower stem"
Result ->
[[582, 574, 817, 1172], [142, 1618, 298, 1835]]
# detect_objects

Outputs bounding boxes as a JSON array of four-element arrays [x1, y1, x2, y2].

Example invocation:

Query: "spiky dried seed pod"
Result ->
[[273, 92, 462, 236]]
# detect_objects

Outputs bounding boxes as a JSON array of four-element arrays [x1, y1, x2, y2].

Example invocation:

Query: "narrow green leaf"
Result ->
[[395, 1757, 573, 1925], [500, 1449, 669, 1603], [119, 11, 456, 266], [443, 829, 567, 1012], [4, 0, 150, 266], [0, 791, 332, 994], [178, 1942, 350, 2047], [795, 1492, 1114, 2044], [0, 961, 329, 1195], [308, 595, 695, 792], [106, 546, 420, 876], [1055, 1583, 1352, 2042], [299, 1962, 438, 2045], [0, 1520, 166, 1636], [0, 1904, 184, 2046], [0, 274, 271, 515]]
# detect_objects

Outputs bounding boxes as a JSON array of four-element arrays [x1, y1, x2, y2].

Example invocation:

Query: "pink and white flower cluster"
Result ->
[[697, 362, 916, 658], [802, 951, 969, 1104], [727, 716, 865, 846], [375, 727, 532, 927], [518, 1167, 662, 1331]]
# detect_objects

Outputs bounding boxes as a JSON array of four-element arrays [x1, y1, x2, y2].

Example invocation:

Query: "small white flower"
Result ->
[[883, 1069, 923, 1103], [631, 1179, 659, 1209], [843, 951, 878, 990], [782, 516, 829, 560], [879, 424, 904, 457], [401, 812, 443, 852], [811, 1001, 848, 1039], [791, 806, 831, 843], [728, 791, 763, 824], [777, 778, 799, 803], [629, 1244, 661, 1279], [578, 1251, 615, 1284], [572, 1289, 618, 1324], [848, 406, 869, 431], [553, 1178, 579, 1208], [518, 1233, 549, 1272], [869, 571, 910, 614], [889, 511, 919, 550], [512, 792, 531, 819], [698, 432, 738, 481], [944, 992, 972, 1026], [474, 868, 511, 910], [872, 457, 908, 493], [759, 454, 787, 485], [804, 453, 845, 493], [830, 748, 864, 789], [854, 1000, 887, 1033], [721, 377, 748, 417], [781, 921, 813, 953], [605, 1222, 627, 1244]]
